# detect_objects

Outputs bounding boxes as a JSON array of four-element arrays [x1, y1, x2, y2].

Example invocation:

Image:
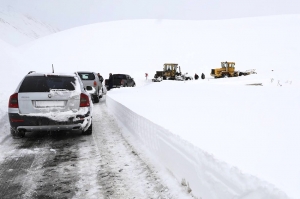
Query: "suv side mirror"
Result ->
[[86, 86, 93, 91]]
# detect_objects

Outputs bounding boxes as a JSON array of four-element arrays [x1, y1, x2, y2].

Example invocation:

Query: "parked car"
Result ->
[[76, 71, 104, 103], [175, 73, 194, 81], [104, 74, 136, 89], [8, 72, 93, 137]]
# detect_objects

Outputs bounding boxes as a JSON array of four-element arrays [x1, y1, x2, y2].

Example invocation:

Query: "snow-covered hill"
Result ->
[[0, 6, 59, 46], [16, 15, 300, 83]]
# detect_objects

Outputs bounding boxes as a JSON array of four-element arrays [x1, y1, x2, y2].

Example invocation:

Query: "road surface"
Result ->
[[0, 98, 180, 199]]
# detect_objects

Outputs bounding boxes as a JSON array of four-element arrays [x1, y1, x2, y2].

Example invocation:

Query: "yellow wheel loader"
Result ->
[[154, 63, 182, 80], [210, 61, 239, 78]]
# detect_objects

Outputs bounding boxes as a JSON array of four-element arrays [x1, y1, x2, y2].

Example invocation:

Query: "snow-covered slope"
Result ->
[[0, 6, 59, 46], [17, 15, 300, 82], [0, 15, 300, 198], [0, 39, 30, 116]]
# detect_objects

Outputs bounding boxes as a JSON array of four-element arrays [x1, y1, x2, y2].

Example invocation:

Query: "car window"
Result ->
[[19, 76, 76, 92], [114, 74, 126, 79], [78, 73, 95, 80]]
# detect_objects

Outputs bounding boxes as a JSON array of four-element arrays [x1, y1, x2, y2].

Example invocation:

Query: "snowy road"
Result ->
[[0, 99, 178, 199]]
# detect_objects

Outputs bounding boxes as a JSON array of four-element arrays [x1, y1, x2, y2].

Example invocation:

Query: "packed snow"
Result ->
[[0, 13, 300, 199]]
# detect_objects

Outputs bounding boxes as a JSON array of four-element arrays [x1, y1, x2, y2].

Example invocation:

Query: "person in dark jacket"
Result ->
[[201, 73, 205, 79], [97, 73, 103, 83], [108, 73, 114, 91], [194, 73, 199, 80]]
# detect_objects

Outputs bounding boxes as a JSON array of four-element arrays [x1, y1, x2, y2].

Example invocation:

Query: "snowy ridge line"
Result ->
[[106, 96, 289, 199]]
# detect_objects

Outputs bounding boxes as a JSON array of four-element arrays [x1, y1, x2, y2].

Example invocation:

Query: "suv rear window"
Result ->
[[113, 74, 126, 79], [78, 73, 95, 80], [19, 76, 76, 92]]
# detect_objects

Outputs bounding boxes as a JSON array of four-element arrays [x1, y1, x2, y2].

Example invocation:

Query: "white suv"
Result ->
[[8, 72, 93, 137], [76, 71, 104, 103]]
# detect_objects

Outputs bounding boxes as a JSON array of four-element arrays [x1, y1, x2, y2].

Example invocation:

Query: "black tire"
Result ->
[[11, 127, 26, 138], [93, 95, 99, 103], [83, 122, 92, 135], [17, 130, 25, 138], [10, 127, 17, 137]]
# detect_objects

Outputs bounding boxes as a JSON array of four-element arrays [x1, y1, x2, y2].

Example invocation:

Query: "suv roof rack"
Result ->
[[28, 71, 35, 74]]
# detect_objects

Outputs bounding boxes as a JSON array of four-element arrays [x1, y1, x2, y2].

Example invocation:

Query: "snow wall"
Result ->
[[106, 96, 288, 199]]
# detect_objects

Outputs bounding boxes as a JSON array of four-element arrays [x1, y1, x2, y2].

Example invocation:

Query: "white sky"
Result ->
[[1, 0, 300, 29]]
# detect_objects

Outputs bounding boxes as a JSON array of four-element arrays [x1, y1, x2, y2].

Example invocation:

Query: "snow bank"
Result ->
[[106, 96, 288, 199]]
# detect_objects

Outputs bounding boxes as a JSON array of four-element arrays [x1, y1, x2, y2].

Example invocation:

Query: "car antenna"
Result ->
[[52, 64, 54, 73]]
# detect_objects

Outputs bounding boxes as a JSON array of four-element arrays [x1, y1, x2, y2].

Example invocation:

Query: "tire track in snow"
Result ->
[[91, 98, 174, 199]]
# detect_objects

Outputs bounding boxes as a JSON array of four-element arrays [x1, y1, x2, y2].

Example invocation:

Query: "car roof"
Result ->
[[76, 71, 96, 74], [26, 72, 77, 77]]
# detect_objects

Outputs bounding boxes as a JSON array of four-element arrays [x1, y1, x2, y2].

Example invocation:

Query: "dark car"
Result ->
[[8, 72, 93, 137], [105, 74, 136, 89]]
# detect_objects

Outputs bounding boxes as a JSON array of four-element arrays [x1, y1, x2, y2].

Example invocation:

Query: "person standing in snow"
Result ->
[[97, 73, 103, 83], [201, 73, 205, 79], [194, 73, 199, 80], [108, 73, 114, 91]]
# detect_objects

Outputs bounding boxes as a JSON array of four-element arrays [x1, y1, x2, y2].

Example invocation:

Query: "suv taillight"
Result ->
[[9, 93, 19, 108], [93, 81, 97, 87], [80, 93, 90, 107]]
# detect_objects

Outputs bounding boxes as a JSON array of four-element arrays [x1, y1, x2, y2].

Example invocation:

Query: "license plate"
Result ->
[[34, 101, 66, 108]]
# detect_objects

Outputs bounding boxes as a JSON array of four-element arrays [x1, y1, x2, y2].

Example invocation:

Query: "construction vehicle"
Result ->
[[210, 61, 239, 78], [211, 61, 257, 78], [153, 63, 182, 81]]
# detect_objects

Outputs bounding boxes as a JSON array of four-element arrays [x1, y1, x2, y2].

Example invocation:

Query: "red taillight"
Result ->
[[93, 81, 97, 87], [9, 93, 19, 108], [11, 118, 24, 122], [80, 93, 90, 107]]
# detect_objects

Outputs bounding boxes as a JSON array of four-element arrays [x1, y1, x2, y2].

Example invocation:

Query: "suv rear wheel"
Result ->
[[11, 127, 25, 138], [83, 122, 92, 135]]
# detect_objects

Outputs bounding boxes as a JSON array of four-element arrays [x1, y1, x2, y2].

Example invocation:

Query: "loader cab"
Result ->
[[162, 63, 181, 80], [163, 63, 178, 72], [221, 62, 235, 68], [221, 62, 235, 72]]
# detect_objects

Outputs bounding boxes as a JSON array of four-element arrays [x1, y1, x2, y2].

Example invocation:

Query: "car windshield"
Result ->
[[19, 76, 76, 92], [78, 73, 95, 80]]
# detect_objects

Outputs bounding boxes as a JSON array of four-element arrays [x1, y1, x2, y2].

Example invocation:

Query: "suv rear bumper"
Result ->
[[16, 124, 83, 132], [9, 113, 91, 132]]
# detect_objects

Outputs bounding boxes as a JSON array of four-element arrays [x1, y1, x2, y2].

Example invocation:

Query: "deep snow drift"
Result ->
[[0, 15, 300, 198]]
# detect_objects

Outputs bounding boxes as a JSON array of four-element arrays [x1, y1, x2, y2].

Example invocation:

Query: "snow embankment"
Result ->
[[106, 95, 288, 199]]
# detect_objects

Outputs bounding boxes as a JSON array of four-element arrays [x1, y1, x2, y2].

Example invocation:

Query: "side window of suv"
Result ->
[[78, 73, 95, 80]]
